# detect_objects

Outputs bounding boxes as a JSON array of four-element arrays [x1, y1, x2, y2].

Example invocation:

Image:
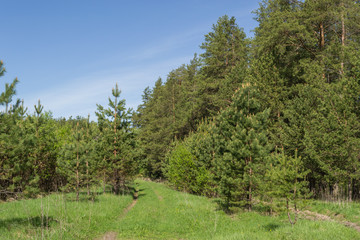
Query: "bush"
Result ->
[[165, 143, 211, 195]]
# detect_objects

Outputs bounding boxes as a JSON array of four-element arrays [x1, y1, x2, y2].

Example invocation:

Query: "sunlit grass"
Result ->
[[115, 180, 360, 239], [1, 181, 360, 239], [309, 200, 360, 225], [0, 190, 133, 239]]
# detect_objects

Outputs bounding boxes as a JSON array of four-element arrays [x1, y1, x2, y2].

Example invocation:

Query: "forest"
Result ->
[[1, 0, 360, 233]]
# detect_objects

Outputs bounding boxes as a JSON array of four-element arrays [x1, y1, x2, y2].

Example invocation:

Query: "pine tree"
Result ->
[[215, 83, 271, 211], [0, 60, 19, 114], [83, 115, 98, 196], [134, 78, 171, 178], [198, 15, 249, 117], [29, 102, 58, 193], [134, 56, 202, 178], [252, 0, 360, 199], [0, 60, 25, 199], [266, 149, 310, 225], [59, 121, 81, 199], [96, 83, 133, 194]]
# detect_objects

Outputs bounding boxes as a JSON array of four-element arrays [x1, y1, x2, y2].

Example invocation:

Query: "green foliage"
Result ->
[[266, 150, 310, 201], [198, 15, 249, 118], [96, 83, 134, 194], [0, 63, 133, 200], [214, 83, 271, 211], [165, 143, 211, 195], [252, 0, 360, 200], [164, 82, 272, 210], [134, 57, 203, 178], [57, 119, 94, 200], [135, 15, 249, 179], [265, 149, 311, 224], [200, 15, 248, 79], [0, 60, 19, 113]]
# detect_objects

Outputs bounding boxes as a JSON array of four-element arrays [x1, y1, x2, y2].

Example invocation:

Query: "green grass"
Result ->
[[0, 190, 133, 239], [113, 180, 360, 240], [309, 200, 360, 225], [1, 180, 360, 239]]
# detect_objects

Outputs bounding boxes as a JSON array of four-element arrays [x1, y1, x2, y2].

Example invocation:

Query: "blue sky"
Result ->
[[0, 0, 260, 120]]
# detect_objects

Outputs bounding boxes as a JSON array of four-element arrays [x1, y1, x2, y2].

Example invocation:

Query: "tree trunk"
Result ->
[[248, 156, 252, 211], [348, 179, 352, 202], [103, 171, 106, 194], [319, 22, 325, 50], [172, 84, 176, 125], [76, 150, 79, 201], [286, 198, 297, 226], [249, 168, 252, 212], [319, 22, 326, 80], [340, 2, 345, 76], [86, 160, 90, 196], [86, 119, 90, 196], [114, 102, 117, 158], [231, 33, 236, 67]]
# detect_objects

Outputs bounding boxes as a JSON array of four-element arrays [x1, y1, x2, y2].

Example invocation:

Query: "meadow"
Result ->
[[1, 180, 360, 240]]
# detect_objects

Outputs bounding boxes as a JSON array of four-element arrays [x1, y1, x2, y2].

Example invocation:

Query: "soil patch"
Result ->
[[300, 210, 360, 233], [95, 232, 117, 240], [154, 190, 163, 201], [120, 190, 138, 218]]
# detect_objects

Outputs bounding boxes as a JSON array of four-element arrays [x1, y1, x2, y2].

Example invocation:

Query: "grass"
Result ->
[[1, 180, 360, 239], [0, 190, 133, 239], [113, 180, 360, 240], [308, 200, 360, 225]]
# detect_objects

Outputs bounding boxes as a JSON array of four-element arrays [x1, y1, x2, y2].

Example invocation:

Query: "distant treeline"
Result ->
[[1, 0, 360, 214]]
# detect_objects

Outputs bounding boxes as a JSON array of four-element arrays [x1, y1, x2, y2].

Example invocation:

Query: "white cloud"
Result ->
[[23, 55, 192, 119], [128, 28, 205, 61], [11, 25, 208, 119]]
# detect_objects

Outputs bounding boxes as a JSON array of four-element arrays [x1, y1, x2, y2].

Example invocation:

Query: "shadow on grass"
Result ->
[[63, 183, 146, 202], [212, 199, 247, 214], [253, 203, 273, 215], [0, 216, 57, 229], [212, 199, 229, 213], [135, 188, 146, 199], [65, 194, 100, 202], [137, 193, 146, 198], [263, 223, 280, 231], [131, 186, 147, 200], [212, 199, 279, 217]]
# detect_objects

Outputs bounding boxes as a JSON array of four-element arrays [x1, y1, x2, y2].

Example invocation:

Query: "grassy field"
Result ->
[[1, 180, 360, 239], [0, 189, 133, 239], [308, 200, 360, 225]]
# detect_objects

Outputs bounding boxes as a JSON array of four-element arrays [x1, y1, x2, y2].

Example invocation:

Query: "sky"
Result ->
[[0, 0, 260, 120]]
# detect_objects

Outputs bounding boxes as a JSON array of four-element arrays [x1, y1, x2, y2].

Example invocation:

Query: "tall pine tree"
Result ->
[[96, 83, 133, 194]]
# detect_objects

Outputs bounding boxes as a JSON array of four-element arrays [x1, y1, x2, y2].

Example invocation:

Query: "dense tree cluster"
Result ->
[[0, 65, 135, 199], [134, 15, 249, 178], [141, 0, 360, 212]]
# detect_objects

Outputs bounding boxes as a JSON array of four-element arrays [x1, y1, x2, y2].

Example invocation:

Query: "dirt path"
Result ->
[[147, 181, 163, 201], [119, 190, 138, 218], [300, 209, 360, 233], [154, 189, 163, 201], [96, 232, 118, 240], [95, 189, 139, 240]]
